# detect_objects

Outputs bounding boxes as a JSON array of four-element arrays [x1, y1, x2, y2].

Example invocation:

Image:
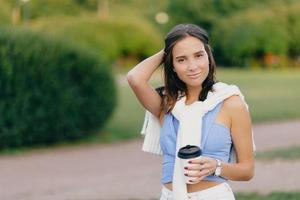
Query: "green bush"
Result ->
[[0, 27, 116, 149], [166, 0, 288, 32], [288, 3, 300, 59], [212, 7, 290, 67], [30, 14, 162, 67]]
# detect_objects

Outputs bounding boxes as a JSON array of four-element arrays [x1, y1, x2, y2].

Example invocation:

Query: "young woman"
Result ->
[[127, 24, 254, 200]]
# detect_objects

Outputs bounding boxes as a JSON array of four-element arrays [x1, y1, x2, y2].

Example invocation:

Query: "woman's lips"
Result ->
[[188, 72, 201, 78]]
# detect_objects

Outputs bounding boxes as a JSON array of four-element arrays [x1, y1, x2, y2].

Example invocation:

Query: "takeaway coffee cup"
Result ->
[[177, 145, 202, 184]]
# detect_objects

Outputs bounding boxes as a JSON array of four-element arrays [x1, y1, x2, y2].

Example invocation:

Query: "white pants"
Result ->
[[160, 182, 235, 200]]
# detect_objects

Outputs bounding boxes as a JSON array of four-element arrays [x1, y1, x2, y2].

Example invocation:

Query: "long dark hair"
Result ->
[[161, 24, 216, 113]]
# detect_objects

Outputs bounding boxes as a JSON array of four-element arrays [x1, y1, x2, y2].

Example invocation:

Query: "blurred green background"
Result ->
[[3, 0, 300, 69], [0, 0, 300, 148], [1, 1, 300, 199]]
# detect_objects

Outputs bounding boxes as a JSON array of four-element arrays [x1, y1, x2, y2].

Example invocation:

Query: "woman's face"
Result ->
[[172, 36, 209, 89]]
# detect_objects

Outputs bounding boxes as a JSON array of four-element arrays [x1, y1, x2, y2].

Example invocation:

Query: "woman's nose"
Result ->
[[187, 59, 199, 71]]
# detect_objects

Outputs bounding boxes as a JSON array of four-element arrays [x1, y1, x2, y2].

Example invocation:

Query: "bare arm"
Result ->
[[218, 95, 254, 181], [126, 50, 164, 118]]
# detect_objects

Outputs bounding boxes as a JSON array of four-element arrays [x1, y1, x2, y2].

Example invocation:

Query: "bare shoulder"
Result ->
[[222, 95, 252, 133], [222, 95, 248, 114]]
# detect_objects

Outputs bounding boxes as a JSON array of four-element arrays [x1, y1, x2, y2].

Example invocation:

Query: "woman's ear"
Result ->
[[173, 68, 176, 73]]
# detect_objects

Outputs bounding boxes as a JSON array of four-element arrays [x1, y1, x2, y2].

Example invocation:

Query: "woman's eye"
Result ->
[[196, 54, 203, 58], [177, 59, 184, 63]]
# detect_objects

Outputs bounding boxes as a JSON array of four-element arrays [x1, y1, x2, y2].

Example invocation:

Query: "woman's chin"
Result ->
[[185, 81, 203, 88], [185, 78, 205, 87]]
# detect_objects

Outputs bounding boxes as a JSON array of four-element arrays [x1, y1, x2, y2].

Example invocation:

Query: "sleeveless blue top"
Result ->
[[159, 102, 232, 184]]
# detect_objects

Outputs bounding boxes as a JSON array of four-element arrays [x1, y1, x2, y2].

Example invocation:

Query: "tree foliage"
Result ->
[[0, 27, 116, 148]]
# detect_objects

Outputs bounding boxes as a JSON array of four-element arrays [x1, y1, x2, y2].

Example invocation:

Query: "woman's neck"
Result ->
[[186, 86, 202, 105]]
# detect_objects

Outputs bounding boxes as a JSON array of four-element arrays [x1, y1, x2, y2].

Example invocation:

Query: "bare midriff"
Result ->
[[164, 181, 221, 193]]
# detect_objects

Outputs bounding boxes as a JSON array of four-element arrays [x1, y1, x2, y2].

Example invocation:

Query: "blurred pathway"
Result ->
[[0, 120, 300, 200]]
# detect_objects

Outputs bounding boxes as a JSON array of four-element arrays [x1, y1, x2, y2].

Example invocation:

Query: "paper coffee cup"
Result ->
[[177, 145, 202, 184]]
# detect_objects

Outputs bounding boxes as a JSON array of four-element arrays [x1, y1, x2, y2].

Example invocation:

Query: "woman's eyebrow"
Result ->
[[175, 50, 206, 59], [174, 55, 186, 59], [194, 50, 206, 54]]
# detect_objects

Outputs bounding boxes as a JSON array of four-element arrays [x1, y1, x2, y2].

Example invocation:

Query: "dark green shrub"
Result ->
[[0, 27, 116, 149], [288, 3, 300, 58]]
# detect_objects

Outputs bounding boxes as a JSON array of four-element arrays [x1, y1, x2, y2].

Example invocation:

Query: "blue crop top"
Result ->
[[159, 102, 233, 184]]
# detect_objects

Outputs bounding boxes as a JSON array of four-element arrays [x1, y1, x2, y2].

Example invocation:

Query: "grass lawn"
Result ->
[[217, 68, 300, 123], [102, 68, 300, 143], [256, 145, 300, 160], [235, 191, 300, 200]]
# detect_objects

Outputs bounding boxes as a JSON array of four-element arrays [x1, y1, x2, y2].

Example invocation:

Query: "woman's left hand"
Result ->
[[184, 156, 218, 183]]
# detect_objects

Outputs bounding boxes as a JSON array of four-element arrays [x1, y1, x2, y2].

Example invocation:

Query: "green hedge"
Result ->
[[211, 5, 293, 67], [288, 3, 300, 58], [30, 14, 162, 66], [0, 27, 116, 149], [211, 1, 300, 67], [166, 0, 279, 32]]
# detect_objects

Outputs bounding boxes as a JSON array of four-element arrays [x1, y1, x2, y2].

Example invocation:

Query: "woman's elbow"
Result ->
[[242, 165, 255, 181], [243, 171, 254, 181], [126, 71, 138, 87]]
